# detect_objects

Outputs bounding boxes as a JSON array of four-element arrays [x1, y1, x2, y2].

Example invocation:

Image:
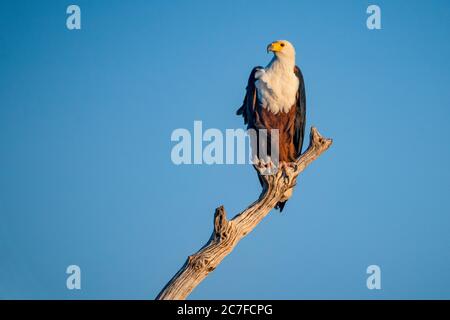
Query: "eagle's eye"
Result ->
[[280, 43, 285, 47]]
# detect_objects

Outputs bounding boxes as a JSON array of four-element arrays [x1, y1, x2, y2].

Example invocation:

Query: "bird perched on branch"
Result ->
[[236, 40, 306, 212]]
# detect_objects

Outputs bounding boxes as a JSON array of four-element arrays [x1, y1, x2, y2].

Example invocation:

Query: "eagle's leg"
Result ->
[[279, 162, 290, 183], [263, 156, 278, 175], [279, 161, 298, 183], [277, 162, 297, 205], [278, 161, 294, 173], [253, 156, 278, 176], [279, 161, 298, 171]]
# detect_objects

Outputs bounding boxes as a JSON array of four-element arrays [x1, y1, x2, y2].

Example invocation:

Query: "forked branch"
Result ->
[[156, 127, 332, 300]]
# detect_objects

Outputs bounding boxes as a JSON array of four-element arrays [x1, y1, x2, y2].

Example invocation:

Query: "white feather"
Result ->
[[255, 40, 299, 114]]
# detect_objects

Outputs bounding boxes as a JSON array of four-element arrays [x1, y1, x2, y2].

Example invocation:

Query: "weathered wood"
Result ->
[[156, 127, 332, 300]]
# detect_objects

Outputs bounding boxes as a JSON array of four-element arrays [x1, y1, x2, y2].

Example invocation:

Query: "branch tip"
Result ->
[[310, 126, 332, 149], [214, 206, 228, 235]]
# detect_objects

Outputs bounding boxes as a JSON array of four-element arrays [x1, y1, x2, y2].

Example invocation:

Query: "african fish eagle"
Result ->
[[236, 40, 306, 212]]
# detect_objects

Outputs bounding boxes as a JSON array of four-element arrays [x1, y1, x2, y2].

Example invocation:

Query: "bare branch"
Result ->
[[156, 127, 332, 300]]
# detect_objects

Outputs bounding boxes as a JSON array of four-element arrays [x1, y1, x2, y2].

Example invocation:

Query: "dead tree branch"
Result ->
[[156, 127, 332, 300]]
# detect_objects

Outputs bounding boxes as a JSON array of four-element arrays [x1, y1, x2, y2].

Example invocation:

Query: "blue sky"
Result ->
[[0, 0, 450, 299]]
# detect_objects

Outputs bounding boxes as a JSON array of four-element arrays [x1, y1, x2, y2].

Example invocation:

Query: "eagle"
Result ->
[[236, 40, 306, 212]]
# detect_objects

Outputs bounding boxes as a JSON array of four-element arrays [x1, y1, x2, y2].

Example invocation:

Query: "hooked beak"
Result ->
[[267, 41, 283, 53]]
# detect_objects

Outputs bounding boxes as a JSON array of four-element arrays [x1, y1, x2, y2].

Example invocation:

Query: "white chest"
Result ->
[[255, 64, 299, 114]]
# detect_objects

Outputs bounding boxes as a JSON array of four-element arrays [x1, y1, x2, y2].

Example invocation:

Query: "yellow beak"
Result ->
[[267, 42, 283, 53]]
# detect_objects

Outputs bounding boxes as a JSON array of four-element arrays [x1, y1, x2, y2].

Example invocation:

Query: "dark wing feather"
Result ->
[[236, 66, 265, 190], [293, 66, 306, 157], [236, 66, 263, 129]]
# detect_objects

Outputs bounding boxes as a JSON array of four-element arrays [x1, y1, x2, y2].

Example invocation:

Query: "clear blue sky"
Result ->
[[1, 0, 450, 299]]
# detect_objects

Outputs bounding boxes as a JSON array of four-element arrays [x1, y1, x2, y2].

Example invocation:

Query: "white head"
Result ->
[[266, 40, 296, 62]]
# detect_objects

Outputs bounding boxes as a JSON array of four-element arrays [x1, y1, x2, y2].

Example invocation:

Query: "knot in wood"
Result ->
[[215, 228, 230, 242], [188, 254, 208, 271]]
